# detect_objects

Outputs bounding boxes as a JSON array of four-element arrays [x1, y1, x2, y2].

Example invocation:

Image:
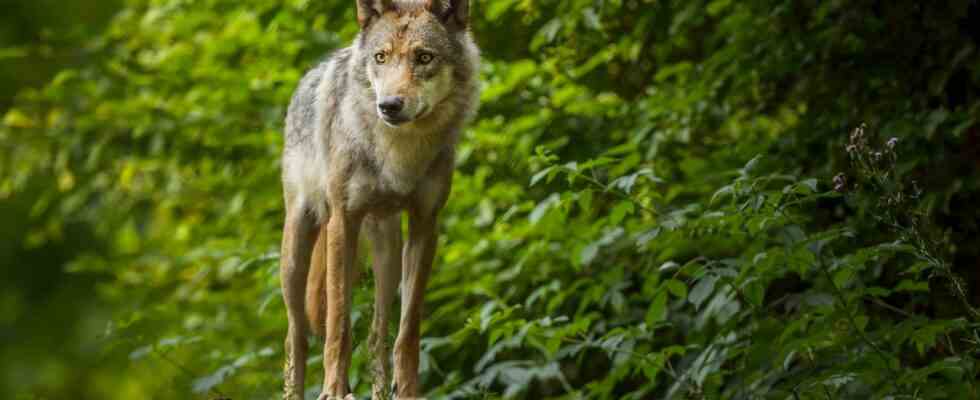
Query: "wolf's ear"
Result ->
[[426, 0, 469, 29], [356, 0, 393, 28]]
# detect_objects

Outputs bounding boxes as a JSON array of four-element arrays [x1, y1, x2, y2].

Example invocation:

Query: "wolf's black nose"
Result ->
[[378, 97, 404, 116]]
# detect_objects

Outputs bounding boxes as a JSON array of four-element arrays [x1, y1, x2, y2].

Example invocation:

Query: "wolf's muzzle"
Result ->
[[377, 96, 409, 126], [378, 96, 404, 115]]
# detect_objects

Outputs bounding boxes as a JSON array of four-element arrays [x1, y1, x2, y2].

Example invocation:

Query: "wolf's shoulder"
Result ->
[[284, 48, 354, 147]]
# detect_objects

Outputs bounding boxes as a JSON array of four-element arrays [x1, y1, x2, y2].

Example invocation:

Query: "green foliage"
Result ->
[[3, 0, 980, 399]]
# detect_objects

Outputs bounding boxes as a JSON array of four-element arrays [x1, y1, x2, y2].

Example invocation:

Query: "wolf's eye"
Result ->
[[417, 53, 434, 65], [374, 52, 387, 64]]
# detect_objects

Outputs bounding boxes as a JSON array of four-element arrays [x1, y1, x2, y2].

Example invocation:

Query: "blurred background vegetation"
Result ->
[[2, 0, 980, 399]]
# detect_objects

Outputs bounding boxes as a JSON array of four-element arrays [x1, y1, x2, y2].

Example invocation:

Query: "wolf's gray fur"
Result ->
[[279, 1, 479, 399]]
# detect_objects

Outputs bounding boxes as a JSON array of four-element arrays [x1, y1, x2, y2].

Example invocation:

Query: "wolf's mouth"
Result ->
[[379, 104, 431, 127], [380, 114, 409, 126]]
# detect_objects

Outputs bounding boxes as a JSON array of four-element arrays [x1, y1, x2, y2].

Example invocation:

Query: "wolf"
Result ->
[[279, 0, 479, 399]]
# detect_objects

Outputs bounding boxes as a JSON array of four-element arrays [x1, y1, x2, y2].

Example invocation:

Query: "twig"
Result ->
[[867, 296, 913, 318], [565, 167, 661, 216]]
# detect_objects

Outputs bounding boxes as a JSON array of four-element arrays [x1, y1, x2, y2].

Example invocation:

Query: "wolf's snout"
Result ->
[[378, 96, 405, 117]]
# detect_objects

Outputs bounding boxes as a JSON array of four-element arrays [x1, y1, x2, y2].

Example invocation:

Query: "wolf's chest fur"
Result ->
[[340, 118, 452, 212], [366, 125, 447, 193]]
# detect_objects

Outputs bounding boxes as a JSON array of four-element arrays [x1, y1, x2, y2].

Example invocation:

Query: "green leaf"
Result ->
[[689, 275, 718, 309], [895, 279, 929, 292], [665, 279, 688, 299], [581, 7, 602, 31], [740, 155, 762, 177], [3, 109, 35, 128], [711, 185, 735, 205], [579, 242, 599, 266], [530, 166, 555, 186], [529, 193, 560, 224], [531, 18, 562, 50], [800, 178, 818, 193], [609, 201, 634, 225], [743, 279, 764, 308], [578, 189, 593, 213], [646, 291, 669, 325]]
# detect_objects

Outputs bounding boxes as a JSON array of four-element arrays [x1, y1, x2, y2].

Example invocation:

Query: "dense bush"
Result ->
[[3, 0, 980, 399]]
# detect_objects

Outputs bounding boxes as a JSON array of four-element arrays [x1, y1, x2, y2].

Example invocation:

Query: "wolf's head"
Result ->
[[355, 0, 471, 127]]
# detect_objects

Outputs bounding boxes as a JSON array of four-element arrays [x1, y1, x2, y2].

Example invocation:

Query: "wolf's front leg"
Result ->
[[393, 213, 439, 399], [319, 209, 361, 400], [365, 215, 403, 400], [281, 209, 319, 400]]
